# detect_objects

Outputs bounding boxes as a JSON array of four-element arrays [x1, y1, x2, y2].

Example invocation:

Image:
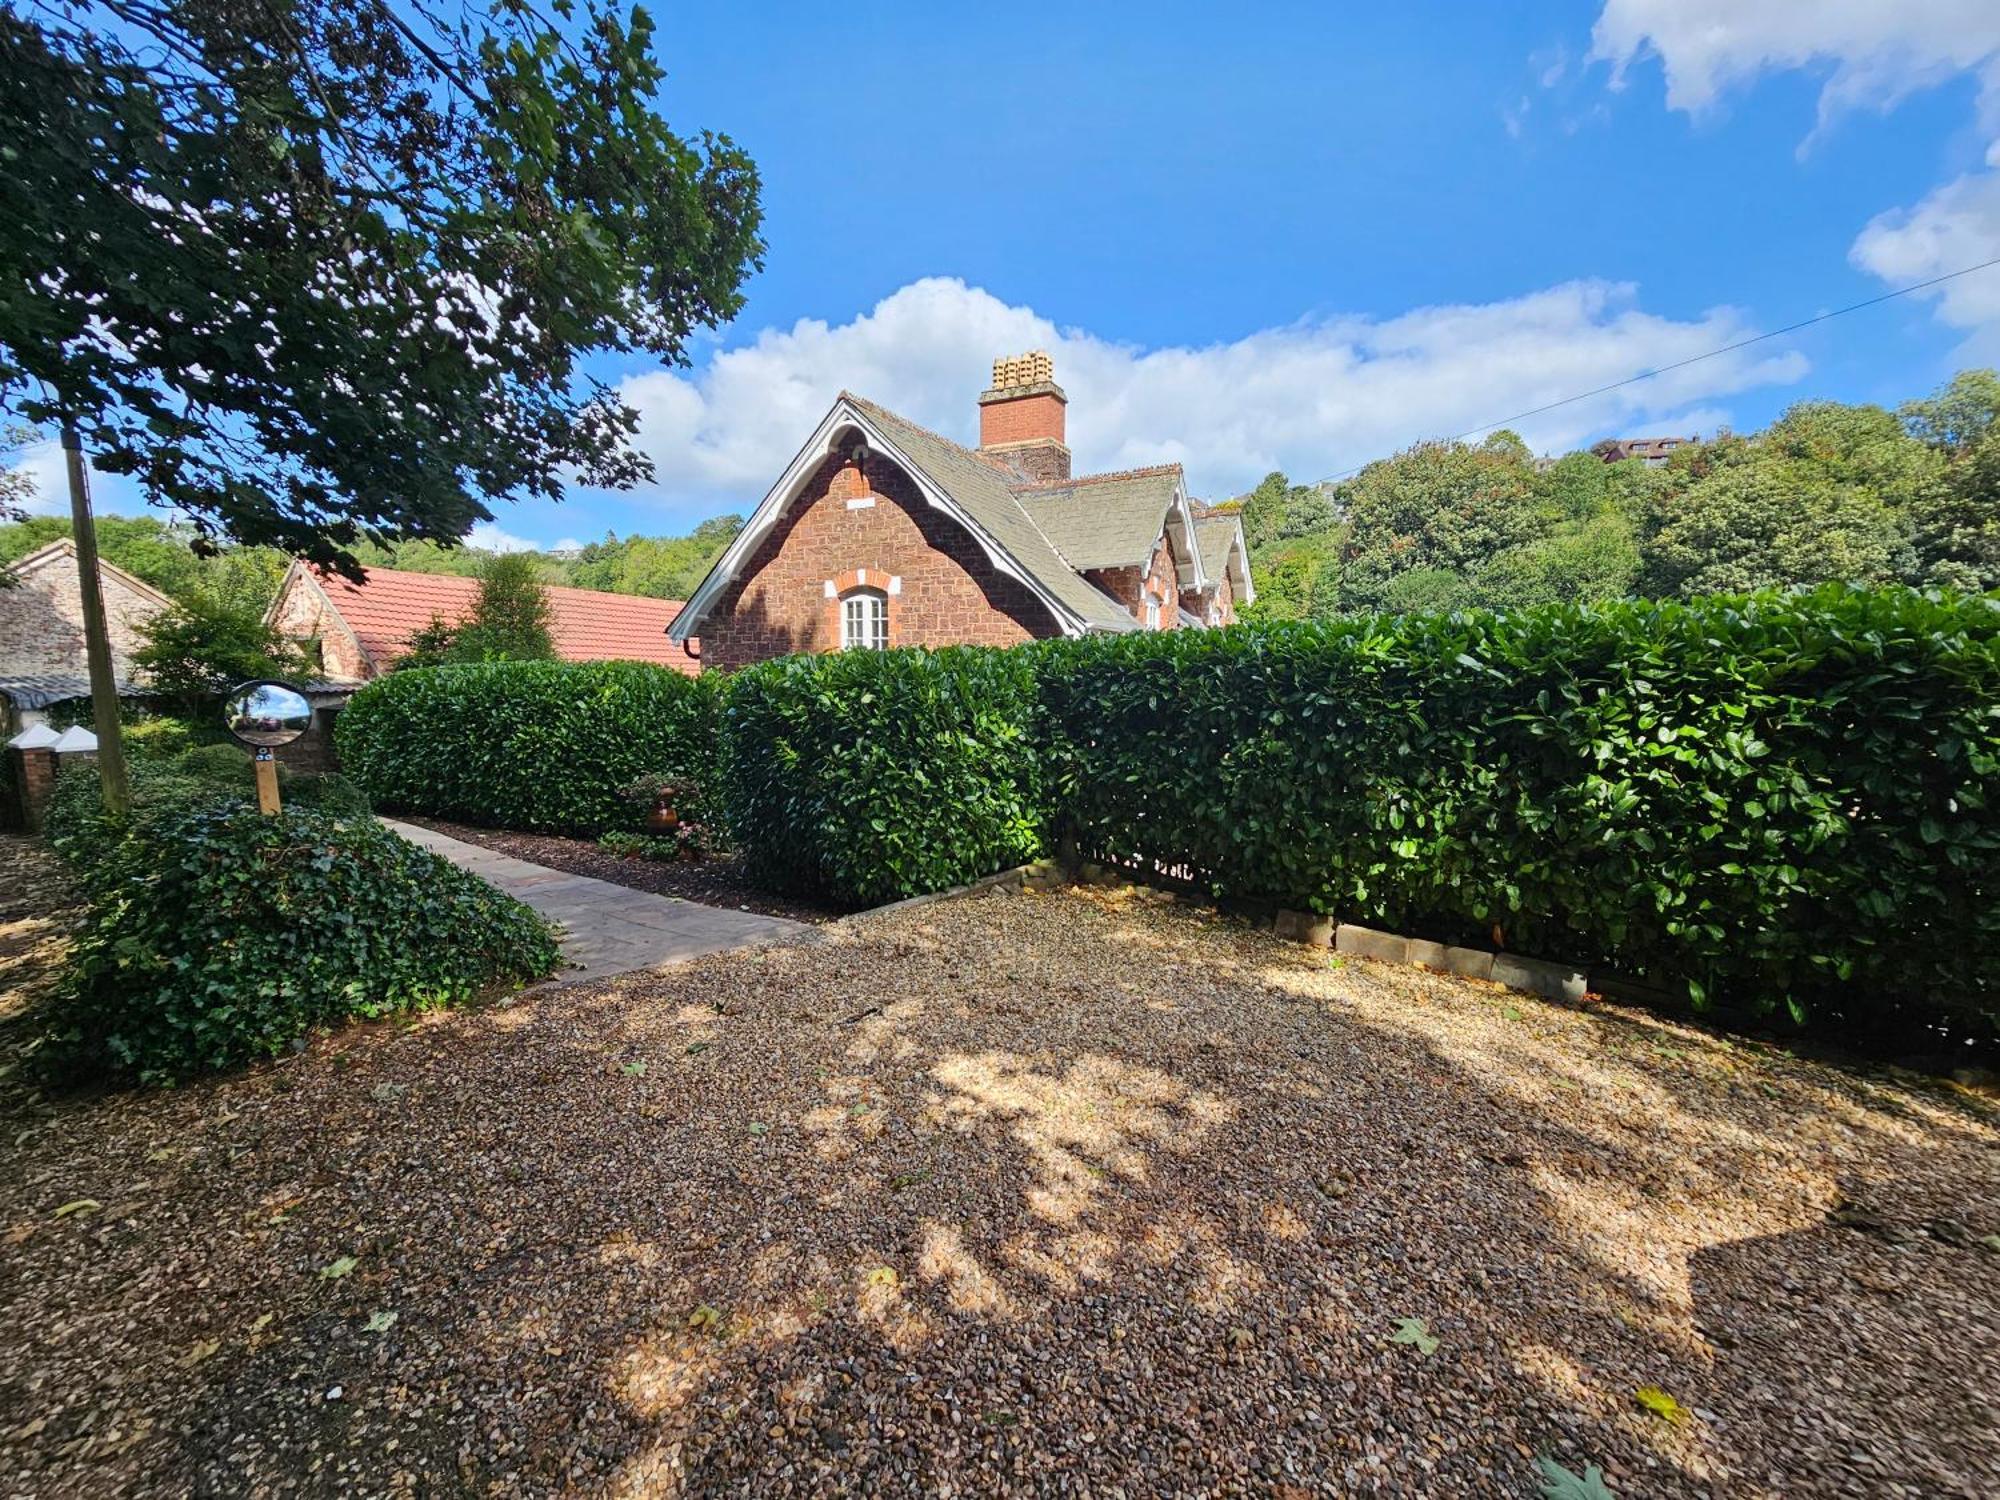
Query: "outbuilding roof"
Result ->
[[281, 566, 698, 675]]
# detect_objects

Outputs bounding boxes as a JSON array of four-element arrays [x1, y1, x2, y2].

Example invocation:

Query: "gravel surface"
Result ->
[[0, 877, 1994, 1497], [398, 818, 842, 925], [0, 834, 80, 1037]]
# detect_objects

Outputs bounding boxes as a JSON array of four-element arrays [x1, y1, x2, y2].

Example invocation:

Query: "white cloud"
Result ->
[[464, 521, 543, 553], [1589, 1, 2000, 130], [3, 437, 148, 520], [1584, 6, 2000, 343], [1851, 139, 2000, 356], [583, 276, 1803, 516]]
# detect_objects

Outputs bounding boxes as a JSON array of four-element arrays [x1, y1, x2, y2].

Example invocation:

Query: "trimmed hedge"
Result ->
[[335, 660, 721, 835], [720, 646, 1046, 907], [43, 802, 559, 1085], [1036, 586, 1999, 1042]]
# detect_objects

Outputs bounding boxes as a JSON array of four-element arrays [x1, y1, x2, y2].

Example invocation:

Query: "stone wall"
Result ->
[[0, 549, 168, 678]]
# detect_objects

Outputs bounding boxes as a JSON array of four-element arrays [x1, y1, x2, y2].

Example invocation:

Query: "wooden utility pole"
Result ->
[[62, 425, 131, 818]]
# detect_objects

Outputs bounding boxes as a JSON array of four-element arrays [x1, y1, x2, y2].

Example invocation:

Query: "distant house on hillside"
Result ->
[[264, 563, 698, 681], [1592, 435, 1695, 467], [0, 538, 173, 730], [667, 352, 1252, 669]]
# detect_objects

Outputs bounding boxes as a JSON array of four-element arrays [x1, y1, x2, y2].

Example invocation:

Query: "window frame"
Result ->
[[840, 589, 889, 651]]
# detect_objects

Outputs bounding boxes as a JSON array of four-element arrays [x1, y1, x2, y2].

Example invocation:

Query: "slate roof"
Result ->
[[1013, 467, 1184, 572], [304, 567, 698, 675], [841, 395, 1139, 634], [0, 674, 153, 709], [1193, 513, 1244, 571]]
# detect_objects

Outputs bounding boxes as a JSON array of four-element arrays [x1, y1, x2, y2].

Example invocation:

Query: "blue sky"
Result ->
[[22, 1, 2000, 548]]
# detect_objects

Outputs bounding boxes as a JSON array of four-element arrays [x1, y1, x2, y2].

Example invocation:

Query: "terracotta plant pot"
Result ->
[[646, 802, 679, 833]]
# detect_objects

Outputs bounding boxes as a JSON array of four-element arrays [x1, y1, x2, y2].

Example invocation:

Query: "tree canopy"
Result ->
[[1237, 367, 2000, 619], [0, 0, 762, 569], [396, 551, 555, 668]]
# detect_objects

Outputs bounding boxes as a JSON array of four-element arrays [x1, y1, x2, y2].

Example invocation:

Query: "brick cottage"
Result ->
[[668, 353, 1252, 669]]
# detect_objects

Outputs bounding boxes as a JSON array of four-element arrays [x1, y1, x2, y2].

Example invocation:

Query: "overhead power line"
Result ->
[[1308, 253, 2000, 488]]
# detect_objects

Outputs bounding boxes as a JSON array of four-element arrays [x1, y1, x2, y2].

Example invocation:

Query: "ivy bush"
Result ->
[[45, 745, 369, 866], [335, 660, 721, 835], [42, 802, 559, 1085], [1035, 586, 2000, 1043], [720, 646, 1046, 907]]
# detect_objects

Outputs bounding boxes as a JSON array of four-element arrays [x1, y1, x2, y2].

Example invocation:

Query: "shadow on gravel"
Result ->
[[0, 885, 1994, 1498]]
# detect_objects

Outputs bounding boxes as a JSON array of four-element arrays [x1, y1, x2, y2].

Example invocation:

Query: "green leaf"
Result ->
[[1633, 1386, 1689, 1425], [363, 1309, 399, 1333], [319, 1255, 359, 1280], [1537, 1456, 1618, 1499], [1388, 1317, 1439, 1355]]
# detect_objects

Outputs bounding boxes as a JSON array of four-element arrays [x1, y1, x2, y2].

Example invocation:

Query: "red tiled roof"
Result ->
[[311, 566, 699, 675]]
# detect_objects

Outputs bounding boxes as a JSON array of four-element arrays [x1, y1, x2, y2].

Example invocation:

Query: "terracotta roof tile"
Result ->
[[313, 567, 698, 675]]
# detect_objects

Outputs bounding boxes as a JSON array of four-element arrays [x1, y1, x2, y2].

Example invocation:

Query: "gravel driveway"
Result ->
[[1, 880, 1994, 1497]]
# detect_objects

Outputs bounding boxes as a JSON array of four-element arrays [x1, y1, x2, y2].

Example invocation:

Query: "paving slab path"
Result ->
[[385, 819, 812, 984]]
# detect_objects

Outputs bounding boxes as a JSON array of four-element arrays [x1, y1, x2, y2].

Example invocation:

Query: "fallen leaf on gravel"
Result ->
[[370, 1083, 406, 1102], [865, 1266, 899, 1288], [746, 1122, 768, 1136], [687, 1304, 725, 1333], [247, 1313, 273, 1335], [1982, 1234, 2000, 1253], [364, 1310, 398, 1333], [1227, 1326, 1255, 1348], [1389, 1318, 1440, 1355], [685, 1042, 711, 1055], [4, 1222, 35, 1245], [52, 1199, 100, 1219], [620, 1061, 647, 1077], [178, 1339, 220, 1367], [1634, 1386, 1689, 1425], [889, 1170, 931, 1190], [319, 1256, 359, 1280], [1537, 1456, 1617, 1498]]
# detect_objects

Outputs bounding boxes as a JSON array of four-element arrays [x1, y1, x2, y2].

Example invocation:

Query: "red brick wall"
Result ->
[[1087, 531, 1183, 630], [698, 452, 1057, 671], [978, 390, 1065, 449], [1181, 567, 1237, 626]]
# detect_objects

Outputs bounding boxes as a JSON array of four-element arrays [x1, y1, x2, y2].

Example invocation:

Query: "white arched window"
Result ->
[[840, 590, 888, 650]]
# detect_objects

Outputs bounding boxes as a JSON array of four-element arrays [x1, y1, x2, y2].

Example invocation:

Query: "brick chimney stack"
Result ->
[[978, 351, 1070, 482]]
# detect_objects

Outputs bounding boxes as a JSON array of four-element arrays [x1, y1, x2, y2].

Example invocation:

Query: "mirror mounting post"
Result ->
[[253, 746, 281, 816]]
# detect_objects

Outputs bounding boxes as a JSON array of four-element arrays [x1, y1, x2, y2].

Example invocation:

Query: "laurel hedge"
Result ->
[[335, 660, 722, 835], [719, 645, 1046, 907], [1034, 586, 1999, 1043]]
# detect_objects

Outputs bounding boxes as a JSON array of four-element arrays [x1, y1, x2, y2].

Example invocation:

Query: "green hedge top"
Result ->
[[1036, 586, 2000, 1040], [335, 659, 721, 835], [720, 645, 1047, 907]]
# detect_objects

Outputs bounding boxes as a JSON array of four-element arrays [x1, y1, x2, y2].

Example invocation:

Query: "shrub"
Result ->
[[1035, 586, 2000, 1045], [41, 802, 559, 1085], [720, 646, 1046, 906], [335, 660, 720, 835], [45, 745, 368, 865], [123, 714, 220, 760]]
